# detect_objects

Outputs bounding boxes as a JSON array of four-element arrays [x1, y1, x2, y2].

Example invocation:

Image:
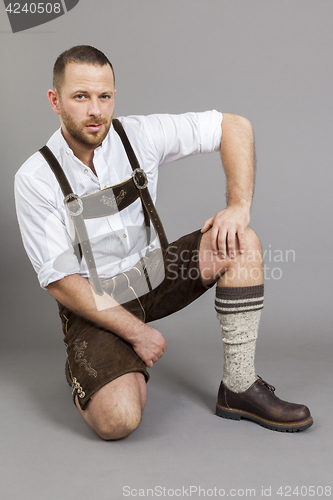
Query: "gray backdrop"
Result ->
[[1, 1, 332, 499]]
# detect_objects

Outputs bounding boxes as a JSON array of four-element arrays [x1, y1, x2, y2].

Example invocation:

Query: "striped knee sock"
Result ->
[[215, 285, 264, 393]]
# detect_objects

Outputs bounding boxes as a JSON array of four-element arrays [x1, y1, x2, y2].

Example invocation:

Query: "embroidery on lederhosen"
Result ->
[[100, 189, 126, 209], [73, 339, 98, 378]]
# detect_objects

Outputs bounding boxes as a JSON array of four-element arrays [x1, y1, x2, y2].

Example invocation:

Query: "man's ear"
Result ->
[[47, 89, 61, 115]]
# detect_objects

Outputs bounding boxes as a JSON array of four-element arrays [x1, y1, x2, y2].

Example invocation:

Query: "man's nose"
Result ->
[[88, 97, 102, 117]]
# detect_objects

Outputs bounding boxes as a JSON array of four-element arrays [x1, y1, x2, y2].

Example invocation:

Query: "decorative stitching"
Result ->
[[100, 189, 126, 209], [73, 339, 98, 378]]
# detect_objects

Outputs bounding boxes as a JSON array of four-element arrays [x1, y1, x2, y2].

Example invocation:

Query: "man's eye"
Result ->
[[100, 95, 111, 100], [75, 94, 85, 100]]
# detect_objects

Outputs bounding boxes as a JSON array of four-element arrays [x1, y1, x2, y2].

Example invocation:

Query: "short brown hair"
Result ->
[[53, 45, 115, 91]]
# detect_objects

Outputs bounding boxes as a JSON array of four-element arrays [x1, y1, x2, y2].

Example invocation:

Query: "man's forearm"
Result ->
[[221, 113, 255, 211], [48, 273, 167, 368], [47, 273, 146, 345]]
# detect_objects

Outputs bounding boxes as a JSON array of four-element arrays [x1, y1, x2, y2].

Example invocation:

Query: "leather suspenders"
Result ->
[[112, 119, 168, 250], [39, 119, 168, 295], [39, 145, 105, 295]]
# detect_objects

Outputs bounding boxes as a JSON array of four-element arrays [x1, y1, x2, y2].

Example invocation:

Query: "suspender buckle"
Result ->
[[64, 193, 84, 217], [132, 168, 148, 190]]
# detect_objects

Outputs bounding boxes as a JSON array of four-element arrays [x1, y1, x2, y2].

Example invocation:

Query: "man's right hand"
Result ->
[[131, 324, 167, 368]]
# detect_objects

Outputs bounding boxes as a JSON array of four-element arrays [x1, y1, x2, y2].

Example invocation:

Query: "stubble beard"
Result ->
[[60, 106, 113, 148]]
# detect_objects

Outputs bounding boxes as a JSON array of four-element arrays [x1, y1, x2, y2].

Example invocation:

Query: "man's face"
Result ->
[[56, 63, 116, 148]]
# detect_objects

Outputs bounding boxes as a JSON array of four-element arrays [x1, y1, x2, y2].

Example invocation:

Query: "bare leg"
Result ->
[[75, 372, 147, 440], [199, 226, 263, 287]]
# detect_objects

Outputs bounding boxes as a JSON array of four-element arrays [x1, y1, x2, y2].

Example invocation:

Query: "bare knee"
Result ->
[[218, 227, 263, 287], [94, 404, 143, 441], [77, 395, 143, 440], [76, 372, 147, 440], [244, 227, 262, 258]]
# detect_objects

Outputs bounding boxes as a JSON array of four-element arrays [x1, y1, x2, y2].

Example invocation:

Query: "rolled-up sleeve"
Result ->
[[14, 168, 80, 288], [142, 110, 223, 165]]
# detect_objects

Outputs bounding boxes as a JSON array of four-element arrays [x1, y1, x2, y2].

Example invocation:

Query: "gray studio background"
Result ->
[[1, 1, 332, 499]]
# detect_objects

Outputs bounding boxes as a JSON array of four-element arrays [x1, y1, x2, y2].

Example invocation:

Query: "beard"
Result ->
[[60, 106, 113, 148]]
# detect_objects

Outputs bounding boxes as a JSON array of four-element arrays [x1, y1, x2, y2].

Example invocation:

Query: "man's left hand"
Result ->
[[201, 205, 250, 259]]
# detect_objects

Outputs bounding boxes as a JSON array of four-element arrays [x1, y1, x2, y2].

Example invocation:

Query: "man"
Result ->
[[15, 45, 312, 440]]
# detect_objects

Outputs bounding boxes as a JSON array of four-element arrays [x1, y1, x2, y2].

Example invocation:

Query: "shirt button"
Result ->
[[66, 151, 70, 155], [123, 234, 127, 238], [84, 169, 89, 174]]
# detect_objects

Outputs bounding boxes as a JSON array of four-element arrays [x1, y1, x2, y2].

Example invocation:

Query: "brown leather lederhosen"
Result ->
[[39, 118, 169, 296]]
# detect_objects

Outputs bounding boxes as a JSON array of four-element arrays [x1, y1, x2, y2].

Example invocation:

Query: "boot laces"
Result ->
[[257, 375, 276, 393]]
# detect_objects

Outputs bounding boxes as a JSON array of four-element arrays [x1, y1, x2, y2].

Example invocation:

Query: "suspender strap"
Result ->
[[39, 146, 73, 197], [39, 145, 104, 295], [112, 118, 169, 250]]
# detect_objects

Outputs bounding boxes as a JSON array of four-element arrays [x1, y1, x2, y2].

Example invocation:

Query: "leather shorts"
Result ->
[[58, 229, 214, 409]]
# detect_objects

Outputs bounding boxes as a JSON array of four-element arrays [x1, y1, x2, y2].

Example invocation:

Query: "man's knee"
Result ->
[[93, 403, 143, 441], [77, 372, 147, 440], [244, 227, 262, 259]]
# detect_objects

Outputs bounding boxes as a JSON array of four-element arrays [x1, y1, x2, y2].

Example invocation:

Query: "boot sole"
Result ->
[[216, 404, 313, 432]]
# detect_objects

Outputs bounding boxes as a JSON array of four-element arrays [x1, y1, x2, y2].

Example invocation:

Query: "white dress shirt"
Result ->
[[15, 111, 223, 288]]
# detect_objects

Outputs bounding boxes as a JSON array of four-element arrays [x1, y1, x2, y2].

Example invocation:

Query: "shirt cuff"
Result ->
[[38, 253, 81, 288]]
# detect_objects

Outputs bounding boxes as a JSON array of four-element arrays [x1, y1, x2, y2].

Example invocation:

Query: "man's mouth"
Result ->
[[85, 123, 103, 130]]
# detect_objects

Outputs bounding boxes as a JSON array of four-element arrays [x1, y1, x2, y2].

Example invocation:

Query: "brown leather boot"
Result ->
[[216, 376, 313, 432]]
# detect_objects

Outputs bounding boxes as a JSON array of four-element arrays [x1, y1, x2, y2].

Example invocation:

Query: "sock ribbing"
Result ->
[[215, 284, 264, 315]]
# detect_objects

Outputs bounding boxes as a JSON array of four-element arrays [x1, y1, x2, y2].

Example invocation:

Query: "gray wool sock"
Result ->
[[215, 285, 264, 393]]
